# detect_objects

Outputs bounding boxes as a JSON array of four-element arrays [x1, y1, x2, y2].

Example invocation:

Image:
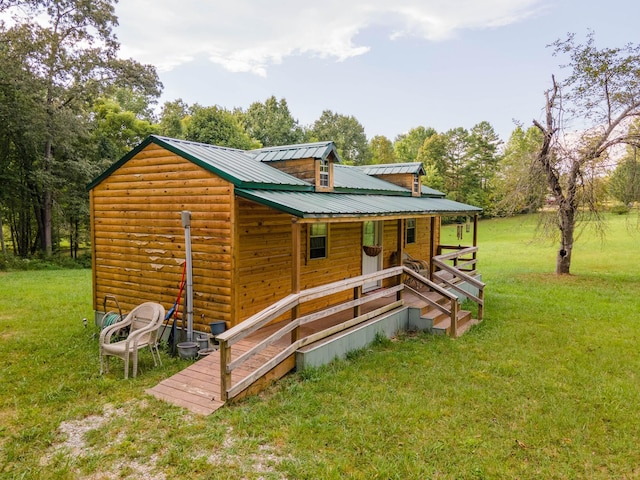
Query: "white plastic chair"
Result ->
[[99, 302, 165, 379]]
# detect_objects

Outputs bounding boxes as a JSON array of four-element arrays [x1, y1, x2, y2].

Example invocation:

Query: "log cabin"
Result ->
[[88, 135, 482, 335]]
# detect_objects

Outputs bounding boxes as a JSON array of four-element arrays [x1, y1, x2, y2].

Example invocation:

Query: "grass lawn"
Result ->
[[1, 213, 639, 479]]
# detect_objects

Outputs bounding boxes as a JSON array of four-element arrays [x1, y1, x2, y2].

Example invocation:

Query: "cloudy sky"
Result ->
[[114, 0, 638, 142]]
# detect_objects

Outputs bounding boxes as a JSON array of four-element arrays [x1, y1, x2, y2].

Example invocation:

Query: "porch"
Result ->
[[146, 247, 484, 415]]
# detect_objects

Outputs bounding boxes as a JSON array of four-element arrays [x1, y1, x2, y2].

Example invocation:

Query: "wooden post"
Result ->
[[429, 216, 436, 281], [230, 187, 240, 327], [396, 219, 404, 301], [472, 214, 478, 261], [353, 286, 362, 318], [450, 300, 458, 338], [477, 289, 484, 322], [220, 339, 231, 401], [291, 220, 301, 343]]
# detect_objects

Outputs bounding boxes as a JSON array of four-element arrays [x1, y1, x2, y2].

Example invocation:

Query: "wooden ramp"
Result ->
[[146, 350, 223, 415], [146, 282, 481, 415], [147, 324, 292, 415]]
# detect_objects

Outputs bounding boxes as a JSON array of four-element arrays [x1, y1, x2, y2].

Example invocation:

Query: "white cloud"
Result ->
[[115, 0, 544, 75]]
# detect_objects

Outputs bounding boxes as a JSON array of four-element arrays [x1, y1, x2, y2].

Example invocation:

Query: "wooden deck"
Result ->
[[146, 289, 404, 415], [145, 335, 286, 415], [146, 284, 473, 415]]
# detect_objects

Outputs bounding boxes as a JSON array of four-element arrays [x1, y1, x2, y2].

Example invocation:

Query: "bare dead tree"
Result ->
[[532, 33, 640, 274]]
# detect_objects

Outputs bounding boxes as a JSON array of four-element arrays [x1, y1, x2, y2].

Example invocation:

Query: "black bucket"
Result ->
[[209, 321, 227, 335]]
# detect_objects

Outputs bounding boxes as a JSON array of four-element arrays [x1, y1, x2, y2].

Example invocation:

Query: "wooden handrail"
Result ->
[[432, 247, 485, 323], [227, 301, 403, 399], [433, 259, 484, 290], [219, 252, 484, 401], [435, 246, 478, 262], [403, 284, 451, 316], [217, 267, 403, 346], [219, 267, 405, 401], [402, 267, 458, 335], [402, 267, 456, 301], [217, 293, 299, 346]]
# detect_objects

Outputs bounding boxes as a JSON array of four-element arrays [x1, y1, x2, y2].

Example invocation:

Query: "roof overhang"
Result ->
[[236, 189, 481, 223]]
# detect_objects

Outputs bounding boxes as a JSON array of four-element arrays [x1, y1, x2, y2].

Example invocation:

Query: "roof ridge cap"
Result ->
[[152, 135, 248, 153]]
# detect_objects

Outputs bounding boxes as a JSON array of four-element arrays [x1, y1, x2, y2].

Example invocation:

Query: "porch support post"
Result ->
[[472, 214, 478, 261], [396, 219, 404, 301], [291, 220, 301, 343], [429, 216, 436, 281]]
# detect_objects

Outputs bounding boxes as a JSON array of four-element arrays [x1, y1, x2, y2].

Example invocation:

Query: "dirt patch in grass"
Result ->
[[204, 426, 290, 478], [41, 402, 167, 480], [41, 403, 290, 479]]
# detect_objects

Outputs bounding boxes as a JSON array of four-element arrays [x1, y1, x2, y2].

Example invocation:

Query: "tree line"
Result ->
[[1, 2, 639, 275]]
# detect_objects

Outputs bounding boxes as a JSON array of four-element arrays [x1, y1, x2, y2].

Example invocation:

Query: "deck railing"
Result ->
[[216, 265, 459, 402], [433, 246, 485, 322]]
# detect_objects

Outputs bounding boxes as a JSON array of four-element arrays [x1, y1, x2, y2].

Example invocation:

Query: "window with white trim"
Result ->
[[309, 223, 328, 259], [319, 158, 329, 187], [413, 174, 420, 194], [406, 218, 416, 244]]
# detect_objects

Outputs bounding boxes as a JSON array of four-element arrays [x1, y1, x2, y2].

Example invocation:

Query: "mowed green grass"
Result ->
[[0, 213, 639, 479]]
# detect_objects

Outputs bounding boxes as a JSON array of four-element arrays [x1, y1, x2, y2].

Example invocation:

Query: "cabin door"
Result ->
[[362, 221, 383, 292]]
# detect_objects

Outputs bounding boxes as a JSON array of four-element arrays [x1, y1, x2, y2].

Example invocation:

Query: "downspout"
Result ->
[[181, 211, 194, 342]]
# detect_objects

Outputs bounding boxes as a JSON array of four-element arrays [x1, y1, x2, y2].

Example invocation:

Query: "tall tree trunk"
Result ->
[[42, 139, 53, 256], [74, 217, 79, 258], [533, 76, 576, 275], [0, 214, 5, 255], [556, 201, 574, 274]]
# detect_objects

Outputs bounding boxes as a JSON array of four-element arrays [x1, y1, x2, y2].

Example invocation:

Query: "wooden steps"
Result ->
[[431, 310, 479, 337]]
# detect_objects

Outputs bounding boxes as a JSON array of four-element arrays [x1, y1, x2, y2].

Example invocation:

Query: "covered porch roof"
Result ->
[[235, 189, 481, 221]]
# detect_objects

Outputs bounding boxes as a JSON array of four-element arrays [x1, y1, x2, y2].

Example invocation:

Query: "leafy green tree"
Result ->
[[0, 0, 161, 256], [394, 126, 437, 163], [112, 87, 157, 122], [533, 32, 640, 274], [185, 105, 261, 150], [310, 110, 369, 165], [492, 126, 546, 216], [466, 121, 502, 210], [240, 96, 304, 147], [609, 153, 640, 206], [417, 133, 447, 192], [368, 135, 396, 164], [416, 124, 501, 209], [158, 99, 190, 139], [441, 127, 473, 203], [0, 24, 47, 256], [91, 96, 158, 165]]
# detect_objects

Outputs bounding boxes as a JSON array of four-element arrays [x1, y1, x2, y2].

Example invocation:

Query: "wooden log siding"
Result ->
[[404, 217, 433, 262], [236, 201, 367, 324], [299, 221, 362, 314], [374, 173, 415, 191], [92, 144, 233, 331], [266, 158, 316, 184], [380, 217, 436, 287], [236, 199, 293, 322]]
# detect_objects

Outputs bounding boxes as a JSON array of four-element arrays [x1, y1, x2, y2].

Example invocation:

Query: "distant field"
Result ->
[[0, 212, 639, 479]]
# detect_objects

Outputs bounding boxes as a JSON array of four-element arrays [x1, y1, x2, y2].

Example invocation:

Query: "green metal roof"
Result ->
[[87, 136, 481, 217], [88, 135, 313, 191], [420, 185, 446, 197], [235, 189, 482, 218], [357, 162, 426, 176], [333, 165, 410, 195], [251, 141, 341, 163]]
